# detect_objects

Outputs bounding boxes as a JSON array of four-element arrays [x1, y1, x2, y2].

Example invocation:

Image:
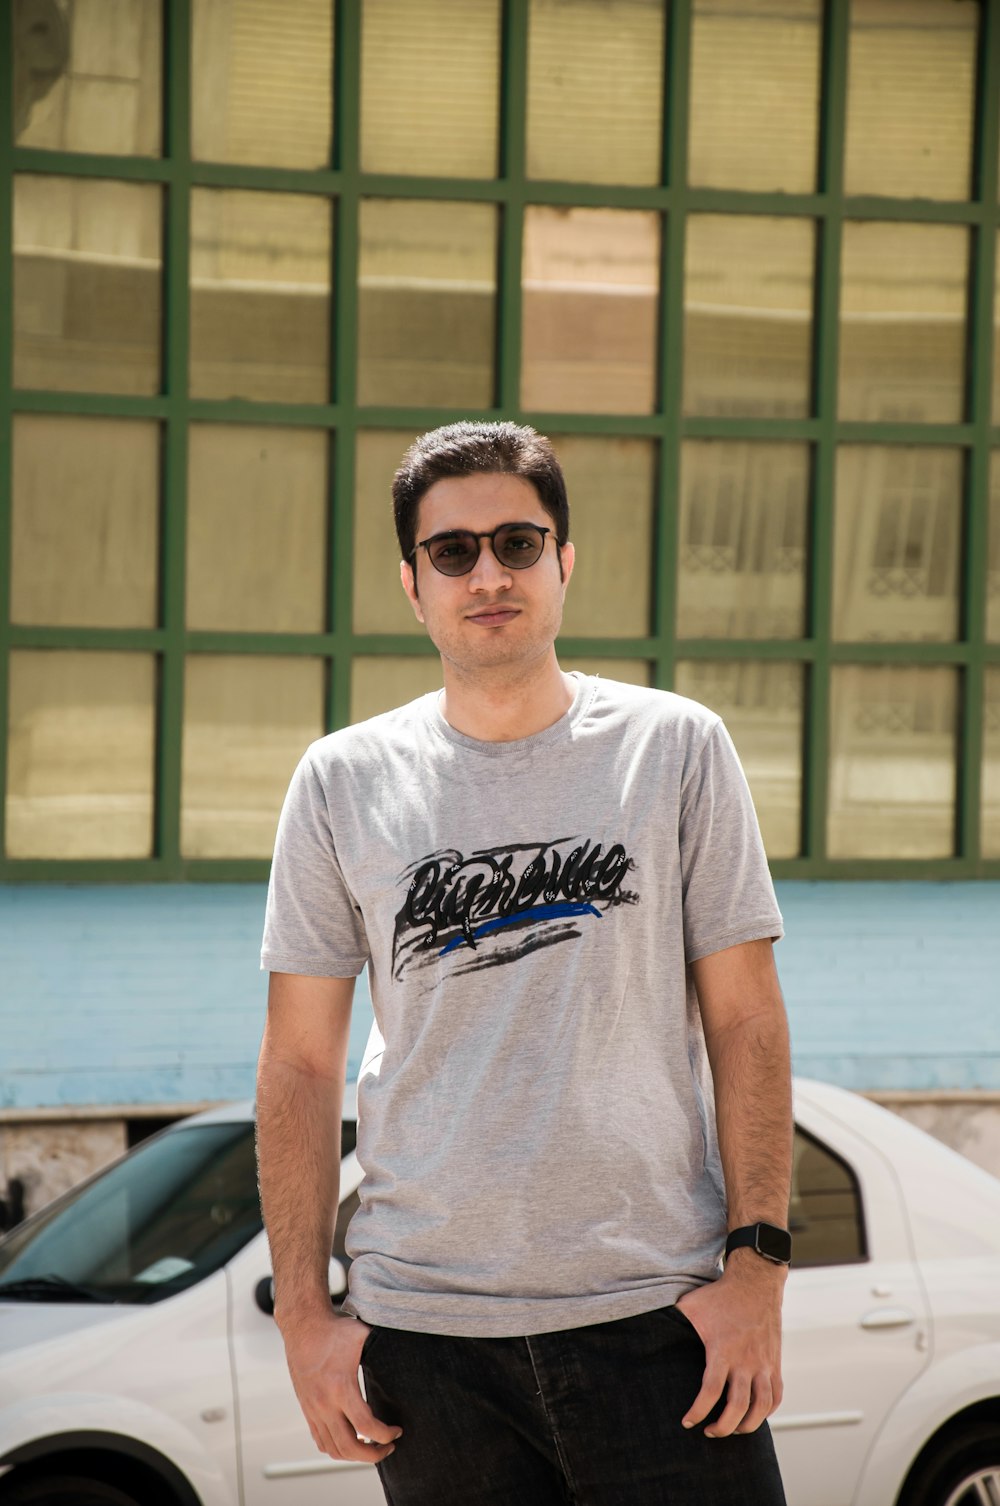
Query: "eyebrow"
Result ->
[[422, 519, 545, 540]]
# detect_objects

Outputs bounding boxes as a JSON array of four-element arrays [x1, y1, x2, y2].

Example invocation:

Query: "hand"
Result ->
[[281, 1311, 403, 1462], [675, 1252, 786, 1438]]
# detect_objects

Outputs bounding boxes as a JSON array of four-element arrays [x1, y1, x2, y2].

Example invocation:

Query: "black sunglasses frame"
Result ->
[[409, 522, 553, 577]]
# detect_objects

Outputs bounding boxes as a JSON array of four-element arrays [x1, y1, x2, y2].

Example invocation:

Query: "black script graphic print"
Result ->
[[392, 836, 639, 984]]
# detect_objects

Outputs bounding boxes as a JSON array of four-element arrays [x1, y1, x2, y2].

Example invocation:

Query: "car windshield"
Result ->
[[0, 1122, 262, 1305]]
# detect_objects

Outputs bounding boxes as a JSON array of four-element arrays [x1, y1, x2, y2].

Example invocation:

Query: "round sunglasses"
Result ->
[[411, 522, 553, 578]]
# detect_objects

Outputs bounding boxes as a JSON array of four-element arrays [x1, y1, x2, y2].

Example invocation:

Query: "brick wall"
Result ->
[[2, 881, 997, 1110]]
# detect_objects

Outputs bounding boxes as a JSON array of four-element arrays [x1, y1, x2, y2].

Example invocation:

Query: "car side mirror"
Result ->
[[328, 1255, 348, 1299], [255, 1258, 348, 1317]]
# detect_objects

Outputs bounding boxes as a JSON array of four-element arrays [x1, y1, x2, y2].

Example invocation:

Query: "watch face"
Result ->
[[757, 1224, 792, 1263]]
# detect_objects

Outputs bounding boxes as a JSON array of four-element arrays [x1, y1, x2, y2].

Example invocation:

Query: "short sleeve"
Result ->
[[679, 720, 784, 964], [260, 750, 371, 977]]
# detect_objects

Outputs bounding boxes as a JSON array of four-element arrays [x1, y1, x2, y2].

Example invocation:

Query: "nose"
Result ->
[[466, 538, 512, 592]]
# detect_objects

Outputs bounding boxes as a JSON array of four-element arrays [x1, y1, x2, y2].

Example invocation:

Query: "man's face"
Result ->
[[400, 472, 574, 676]]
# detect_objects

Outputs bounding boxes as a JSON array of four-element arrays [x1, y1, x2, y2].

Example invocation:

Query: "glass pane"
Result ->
[[561, 659, 652, 687], [357, 200, 497, 408], [192, 0, 333, 168], [791, 1128, 865, 1268], [828, 665, 957, 858], [833, 447, 961, 642], [989, 455, 1000, 644], [683, 215, 814, 419], [6, 651, 155, 859], [351, 657, 443, 724], [354, 430, 423, 635], [839, 222, 968, 424], [983, 668, 1000, 859], [689, 0, 820, 193], [12, 414, 159, 629], [673, 660, 803, 859], [990, 247, 1000, 429], [361, 0, 499, 176], [522, 207, 660, 414], [678, 442, 808, 639], [181, 656, 325, 859], [14, 174, 162, 395], [526, 0, 664, 186], [845, 0, 977, 201], [13, 0, 162, 156], [187, 425, 328, 633], [190, 189, 332, 403], [556, 437, 654, 638], [0, 1121, 260, 1301]]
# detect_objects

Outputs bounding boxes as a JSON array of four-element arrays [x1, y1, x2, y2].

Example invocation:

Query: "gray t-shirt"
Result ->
[[261, 673, 784, 1338]]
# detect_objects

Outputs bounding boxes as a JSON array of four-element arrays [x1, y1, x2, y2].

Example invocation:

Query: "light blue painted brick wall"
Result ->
[[773, 881, 1000, 1091], [0, 886, 372, 1110], [1, 882, 998, 1110]]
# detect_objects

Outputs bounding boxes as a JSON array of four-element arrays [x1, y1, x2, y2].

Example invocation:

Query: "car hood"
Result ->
[[0, 1299, 136, 1357]]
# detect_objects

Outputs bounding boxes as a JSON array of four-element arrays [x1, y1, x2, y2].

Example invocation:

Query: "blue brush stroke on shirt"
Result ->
[[438, 901, 602, 956]]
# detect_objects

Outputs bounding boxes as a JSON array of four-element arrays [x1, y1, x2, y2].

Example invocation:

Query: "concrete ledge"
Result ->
[[866, 1090, 1000, 1105], [0, 1101, 231, 1124], [867, 1093, 1000, 1181]]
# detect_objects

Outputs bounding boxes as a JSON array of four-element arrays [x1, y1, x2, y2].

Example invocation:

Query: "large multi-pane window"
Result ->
[[2, 0, 999, 878]]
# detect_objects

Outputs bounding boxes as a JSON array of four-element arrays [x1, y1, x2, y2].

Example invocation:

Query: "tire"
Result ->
[[0, 1475, 142, 1506], [902, 1424, 1000, 1506]]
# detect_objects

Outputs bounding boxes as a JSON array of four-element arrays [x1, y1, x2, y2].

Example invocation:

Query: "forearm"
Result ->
[[708, 1006, 793, 1232], [254, 975, 398, 1462], [691, 939, 793, 1234], [677, 945, 792, 1433], [256, 1040, 344, 1334]]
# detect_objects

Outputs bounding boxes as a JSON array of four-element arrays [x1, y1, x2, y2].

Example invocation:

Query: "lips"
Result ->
[[467, 607, 521, 627]]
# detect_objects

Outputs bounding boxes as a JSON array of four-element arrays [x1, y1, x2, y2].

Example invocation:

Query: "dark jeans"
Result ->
[[361, 1304, 787, 1506]]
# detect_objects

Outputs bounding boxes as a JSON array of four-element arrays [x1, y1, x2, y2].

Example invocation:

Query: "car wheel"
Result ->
[[903, 1425, 1000, 1506], [0, 1476, 142, 1506]]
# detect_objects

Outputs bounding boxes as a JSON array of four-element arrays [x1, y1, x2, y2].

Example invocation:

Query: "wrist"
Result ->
[[274, 1289, 340, 1338], [721, 1245, 789, 1285]]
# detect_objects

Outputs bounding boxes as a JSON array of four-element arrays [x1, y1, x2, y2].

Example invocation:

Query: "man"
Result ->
[[257, 420, 792, 1506]]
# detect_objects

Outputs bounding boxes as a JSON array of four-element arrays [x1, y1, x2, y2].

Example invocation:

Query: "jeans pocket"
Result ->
[[659, 1304, 702, 1342], [360, 1325, 382, 1360]]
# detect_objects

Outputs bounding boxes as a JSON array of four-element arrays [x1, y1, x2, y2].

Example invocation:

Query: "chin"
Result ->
[[438, 636, 536, 673]]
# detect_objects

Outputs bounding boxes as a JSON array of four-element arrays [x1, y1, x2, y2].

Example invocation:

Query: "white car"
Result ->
[[0, 1080, 998, 1506]]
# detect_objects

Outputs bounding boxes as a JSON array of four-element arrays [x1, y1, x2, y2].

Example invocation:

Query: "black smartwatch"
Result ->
[[724, 1222, 792, 1266]]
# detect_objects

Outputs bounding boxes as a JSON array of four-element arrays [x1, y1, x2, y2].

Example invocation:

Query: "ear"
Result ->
[[558, 540, 575, 595], [400, 558, 425, 623]]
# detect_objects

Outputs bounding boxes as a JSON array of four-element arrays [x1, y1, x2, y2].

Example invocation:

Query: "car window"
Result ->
[[0, 1123, 262, 1304], [790, 1126, 867, 1267], [0, 1117, 361, 1305]]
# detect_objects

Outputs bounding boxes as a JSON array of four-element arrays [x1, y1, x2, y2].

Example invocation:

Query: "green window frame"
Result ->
[[1, 0, 998, 880]]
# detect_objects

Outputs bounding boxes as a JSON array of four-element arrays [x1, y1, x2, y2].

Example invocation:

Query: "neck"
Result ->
[[439, 650, 575, 742]]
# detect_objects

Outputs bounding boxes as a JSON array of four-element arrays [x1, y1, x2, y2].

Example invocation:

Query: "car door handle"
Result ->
[[859, 1307, 916, 1330]]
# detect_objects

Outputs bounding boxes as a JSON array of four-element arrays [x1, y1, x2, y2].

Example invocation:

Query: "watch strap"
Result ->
[[725, 1222, 792, 1265]]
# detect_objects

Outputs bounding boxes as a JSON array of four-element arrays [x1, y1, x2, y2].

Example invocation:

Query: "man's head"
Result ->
[[393, 422, 574, 679], [392, 421, 570, 576]]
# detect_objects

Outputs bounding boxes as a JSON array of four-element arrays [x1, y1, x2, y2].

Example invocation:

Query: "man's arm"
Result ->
[[675, 937, 793, 1440], [256, 971, 401, 1463]]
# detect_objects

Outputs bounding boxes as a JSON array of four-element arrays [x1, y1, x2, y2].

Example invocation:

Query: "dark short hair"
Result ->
[[392, 421, 570, 563]]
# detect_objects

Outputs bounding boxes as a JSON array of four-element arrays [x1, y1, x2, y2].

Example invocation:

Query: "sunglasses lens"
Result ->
[[423, 524, 547, 575], [428, 532, 479, 575], [495, 525, 544, 569]]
